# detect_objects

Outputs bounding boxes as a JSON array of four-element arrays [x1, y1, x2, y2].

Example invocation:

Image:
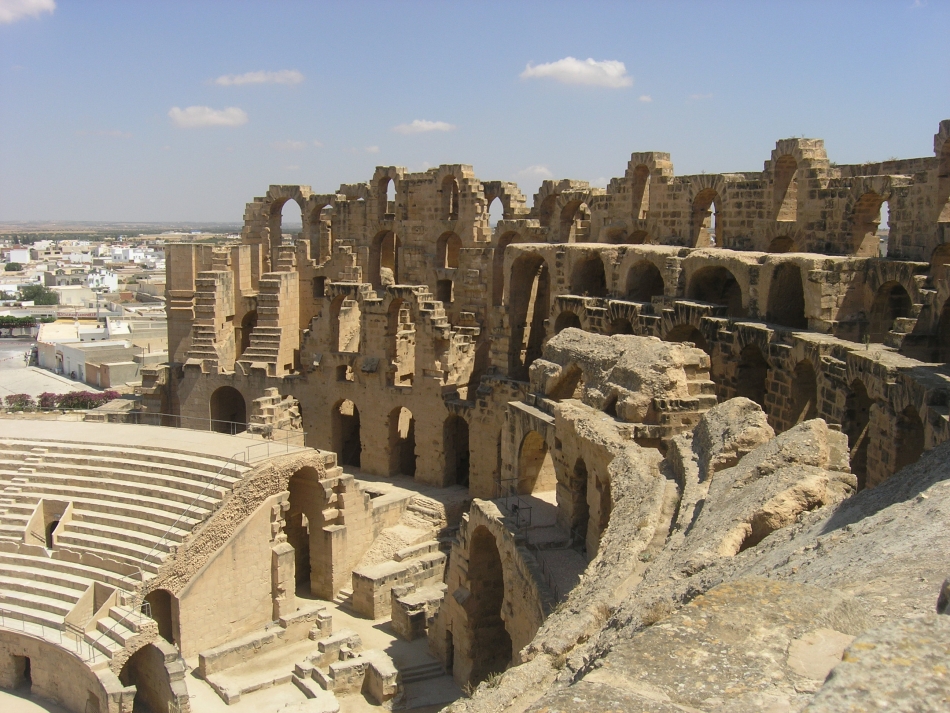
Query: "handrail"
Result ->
[[0, 608, 100, 663]]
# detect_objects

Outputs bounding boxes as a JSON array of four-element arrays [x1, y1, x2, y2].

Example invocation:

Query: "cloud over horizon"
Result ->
[[393, 119, 456, 135], [0, 0, 55, 25], [214, 70, 304, 86], [516, 165, 553, 179], [168, 106, 248, 129], [520, 57, 632, 88]]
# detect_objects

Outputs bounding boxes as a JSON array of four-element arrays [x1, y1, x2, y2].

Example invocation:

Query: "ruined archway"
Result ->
[[492, 232, 519, 306], [768, 236, 796, 253], [378, 176, 396, 221], [736, 344, 769, 408], [370, 230, 400, 290], [119, 644, 179, 713], [560, 200, 591, 242], [442, 175, 460, 220], [466, 526, 512, 685], [285, 467, 321, 586], [143, 589, 176, 645], [438, 231, 462, 269], [508, 253, 550, 380], [869, 281, 912, 344], [625, 260, 664, 301], [894, 405, 924, 473], [845, 379, 872, 490], [330, 294, 361, 353], [609, 317, 633, 335], [688, 266, 745, 317], [691, 188, 720, 247], [664, 323, 708, 350], [773, 154, 799, 222], [570, 253, 607, 297], [767, 263, 807, 328], [631, 164, 651, 219], [444, 415, 470, 487], [517, 431, 556, 495], [852, 192, 887, 257], [209, 386, 246, 434], [790, 360, 818, 425], [554, 311, 582, 334], [386, 298, 414, 386], [332, 399, 361, 467], [237, 309, 257, 359], [388, 407, 417, 476]]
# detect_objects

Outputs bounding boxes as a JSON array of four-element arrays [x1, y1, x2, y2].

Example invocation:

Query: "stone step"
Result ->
[[0, 561, 96, 595], [62, 521, 183, 554], [109, 605, 152, 633], [0, 552, 138, 591], [0, 574, 84, 607], [399, 660, 446, 684], [18, 476, 222, 512], [95, 615, 137, 648], [72, 510, 191, 541], [0, 587, 73, 618], [83, 627, 123, 658], [0, 600, 65, 631], [55, 533, 165, 573], [3, 494, 203, 533]]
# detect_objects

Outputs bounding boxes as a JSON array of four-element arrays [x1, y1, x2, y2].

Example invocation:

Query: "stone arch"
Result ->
[[629, 229, 651, 245], [508, 252, 550, 380], [768, 236, 796, 253], [442, 175, 460, 220], [570, 252, 608, 297], [851, 191, 888, 257], [466, 526, 512, 684], [547, 362, 585, 400], [369, 230, 400, 290], [554, 310, 582, 334], [894, 405, 924, 473], [790, 359, 818, 424], [767, 263, 807, 329], [773, 154, 799, 222], [517, 431, 556, 495], [664, 323, 708, 350], [143, 589, 177, 645], [285, 467, 321, 586], [329, 293, 361, 353], [332, 399, 361, 467], [437, 231, 462, 269], [630, 164, 651, 219], [386, 296, 415, 386], [388, 407, 416, 476], [869, 281, 912, 344], [237, 309, 257, 359], [466, 338, 492, 397], [626, 260, 664, 301], [209, 386, 246, 434], [492, 231, 520, 306], [538, 194, 558, 229], [119, 643, 181, 713], [930, 243, 950, 283], [691, 187, 720, 247], [560, 199, 591, 242], [736, 343, 770, 407], [377, 175, 396, 220], [844, 379, 872, 490], [688, 265, 745, 317], [444, 414, 470, 487], [608, 317, 633, 335]]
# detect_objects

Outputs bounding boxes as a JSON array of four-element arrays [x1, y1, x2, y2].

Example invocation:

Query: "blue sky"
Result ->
[[1, 0, 948, 223]]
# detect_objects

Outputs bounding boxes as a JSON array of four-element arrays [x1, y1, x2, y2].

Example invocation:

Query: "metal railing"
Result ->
[[0, 609, 101, 663]]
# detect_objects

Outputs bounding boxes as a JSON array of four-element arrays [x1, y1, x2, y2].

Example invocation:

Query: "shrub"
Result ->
[[4, 394, 36, 411], [38, 392, 58, 409], [55, 390, 121, 410]]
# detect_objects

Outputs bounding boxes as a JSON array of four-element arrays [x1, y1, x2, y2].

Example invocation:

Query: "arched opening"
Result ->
[[466, 338, 492, 398], [444, 415, 470, 487], [387, 407, 417, 476], [508, 253, 550, 380], [773, 154, 798, 222], [931, 244, 950, 284], [560, 200, 591, 242], [790, 360, 818, 424], [280, 198, 303, 240], [237, 310, 258, 359], [330, 294, 361, 353], [547, 363, 584, 400], [604, 226, 628, 244], [691, 188, 720, 247], [664, 324, 708, 350], [437, 232, 462, 269], [488, 196, 504, 227], [143, 589, 176, 645], [608, 317, 633, 335], [45, 519, 59, 549], [868, 281, 912, 344], [332, 399, 361, 467], [625, 260, 664, 301], [688, 266, 745, 317], [492, 231, 519, 306], [378, 176, 395, 221], [768, 236, 796, 253], [554, 311, 581, 334], [852, 192, 887, 257], [631, 164, 651, 219], [894, 405, 924, 473], [310, 203, 333, 261], [120, 644, 177, 713], [370, 230, 400, 290], [767, 263, 807, 328], [736, 344, 769, 407], [539, 194, 557, 228], [844, 379, 872, 490], [570, 253, 607, 297], [387, 298, 414, 386], [517, 431, 556, 495], [285, 468, 315, 586], [936, 140, 950, 223], [442, 175, 460, 220], [629, 229, 650, 245], [209, 386, 246, 434], [572, 458, 590, 552], [466, 527, 512, 685]]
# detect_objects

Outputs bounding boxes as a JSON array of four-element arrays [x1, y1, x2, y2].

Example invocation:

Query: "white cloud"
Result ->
[[639, 95, 652, 103], [214, 70, 304, 86], [516, 165, 553, 179], [0, 0, 55, 25], [520, 57, 632, 88], [273, 139, 307, 152], [313, 140, 323, 148], [168, 106, 248, 129], [591, 176, 609, 188], [689, 93, 713, 101], [365, 146, 379, 154], [392, 119, 456, 135]]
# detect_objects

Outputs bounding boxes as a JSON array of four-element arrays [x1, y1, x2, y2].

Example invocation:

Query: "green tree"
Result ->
[[4, 262, 22, 271], [19, 284, 59, 305]]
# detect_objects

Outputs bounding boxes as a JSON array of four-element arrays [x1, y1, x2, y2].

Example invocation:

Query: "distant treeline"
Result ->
[[0, 316, 56, 328]]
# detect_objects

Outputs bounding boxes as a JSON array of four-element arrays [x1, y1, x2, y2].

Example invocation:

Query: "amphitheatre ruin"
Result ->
[[2, 119, 950, 712]]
